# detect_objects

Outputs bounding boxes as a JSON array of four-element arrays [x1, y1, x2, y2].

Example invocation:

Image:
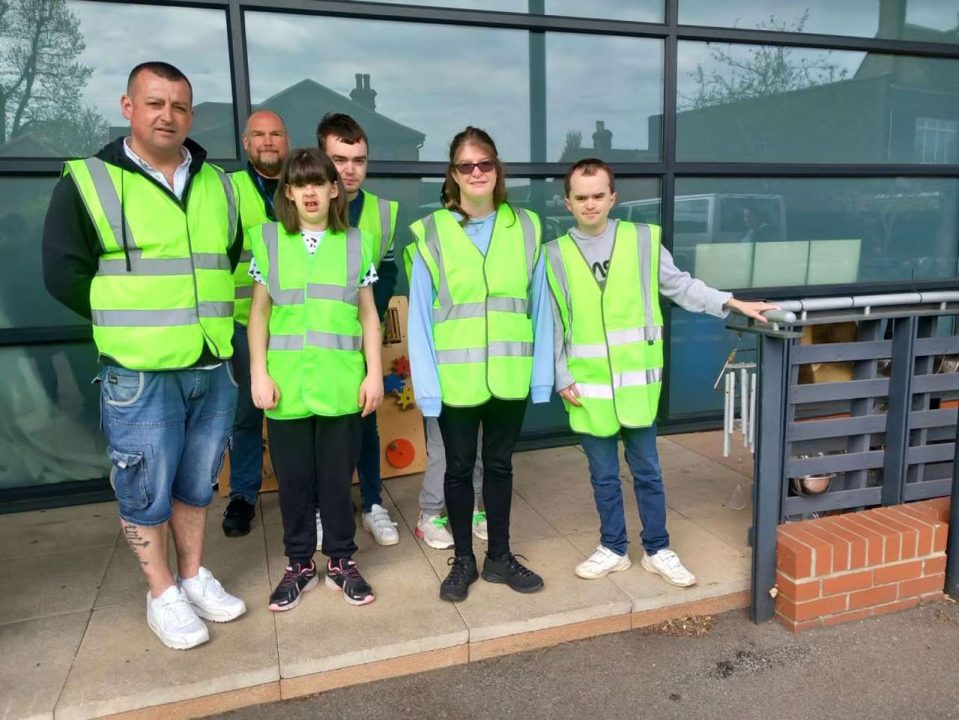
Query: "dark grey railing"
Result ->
[[729, 292, 959, 622]]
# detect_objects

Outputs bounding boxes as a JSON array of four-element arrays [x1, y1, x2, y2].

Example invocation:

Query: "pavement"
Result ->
[[212, 599, 959, 720], [2, 430, 759, 719]]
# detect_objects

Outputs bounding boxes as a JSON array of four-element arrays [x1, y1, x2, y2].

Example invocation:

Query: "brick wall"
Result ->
[[775, 498, 949, 632]]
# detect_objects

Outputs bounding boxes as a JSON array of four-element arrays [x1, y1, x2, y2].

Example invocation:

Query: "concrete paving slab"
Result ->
[[0, 545, 112, 624], [566, 512, 750, 612], [512, 449, 600, 536], [0, 502, 117, 560], [422, 535, 633, 643], [95, 501, 270, 610], [0, 611, 87, 720], [274, 556, 468, 679], [56, 598, 279, 720], [664, 430, 754, 479]]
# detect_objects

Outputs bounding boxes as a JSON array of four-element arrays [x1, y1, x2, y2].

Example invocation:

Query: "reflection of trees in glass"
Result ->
[[561, 130, 582, 158], [680, 11, 848, 110], [0, 0, 107, 155]]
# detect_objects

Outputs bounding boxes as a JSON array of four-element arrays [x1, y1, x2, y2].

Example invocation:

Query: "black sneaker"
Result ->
[[268, 560, 318, 612], [482, 553, 544, 593], [325, 558, 375, 606], [222, 497, 256, 537], [439, 554, 478, 602]]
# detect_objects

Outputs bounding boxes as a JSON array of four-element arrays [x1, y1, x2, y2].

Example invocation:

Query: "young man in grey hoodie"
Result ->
[[545, 158, 776, 585]]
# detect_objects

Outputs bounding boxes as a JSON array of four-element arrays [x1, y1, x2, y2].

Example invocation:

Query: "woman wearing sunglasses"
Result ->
[[408, 126, 553, 602]]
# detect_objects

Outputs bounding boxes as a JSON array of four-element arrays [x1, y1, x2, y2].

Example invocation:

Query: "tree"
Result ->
[[560, 129, 582, 161], [0, 0, 106, 152], [680, 11, 849, 111]]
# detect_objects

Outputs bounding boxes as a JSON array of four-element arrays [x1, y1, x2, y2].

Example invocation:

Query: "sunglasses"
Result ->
[[455, 160, 495, 175]]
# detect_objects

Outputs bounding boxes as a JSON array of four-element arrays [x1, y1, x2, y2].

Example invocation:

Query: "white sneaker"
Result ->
[[575, 546, 632, 579], [146, 585, 209, 650], [472, 508, 488, 541], [315, 510, 323, 551], [362, 503, 399, 546], [178, 566, 247, 622], [641, 549, 697, 587], [415, 512, 454, 549]]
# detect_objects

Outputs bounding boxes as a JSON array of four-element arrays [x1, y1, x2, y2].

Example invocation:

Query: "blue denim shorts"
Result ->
[[99, 362, 238, 526]]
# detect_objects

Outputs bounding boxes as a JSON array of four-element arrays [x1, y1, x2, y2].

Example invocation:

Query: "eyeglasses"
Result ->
[[455, 160, 495, 175]]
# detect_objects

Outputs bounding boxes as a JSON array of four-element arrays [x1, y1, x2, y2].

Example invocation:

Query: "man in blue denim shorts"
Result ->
[[42, 61, 247, 650]]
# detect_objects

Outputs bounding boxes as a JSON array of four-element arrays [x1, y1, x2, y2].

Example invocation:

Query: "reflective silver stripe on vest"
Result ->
[[193, 252, 231, 271], [607, 326, 663, 345], [636, 223, 655, 339], [544, 241, 572, 344], [516, 208, 537, 284], [569, 344, 607, 359], [240, 250, 253, 263], [434, 301, 485, 323], [307, 284, 353, 303], [97, 251, 193, 276], [306, 331, 362, 351], [575, 383, 614, 400], [213, 168, 238, 246], [436, 347, 486, 364], [263, 224, 305, 305], [82, 158, 137, 251], [569, 327, 663, 359], [269, 334, 303, 351], [345, 228, 362, 305], [235, 286, 253, 299], [376, 195, 392, 261], [488, 296, 528, 314], [198, 301, 234, 318], [422, 214, 452, 321], [489, 341, 533, 357], [576, 370, 662, 399], [92, 308, 196, 327], [614, 368, 663, 388]]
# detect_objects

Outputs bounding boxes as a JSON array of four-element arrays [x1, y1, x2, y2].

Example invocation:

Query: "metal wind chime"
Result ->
[[715, 348, 756, 510]]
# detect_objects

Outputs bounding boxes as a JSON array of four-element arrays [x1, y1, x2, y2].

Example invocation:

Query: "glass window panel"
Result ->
[[0, 177, 89, 329], [547, 34, 663, 162], [679, 0, 959, 44], [671, 177, 959, 290], [349, 0, 663, 22], [0, 342, 107, 489], [245, 12, 530, 161], [0, 2, 234, 159], [677, 41, 959, 164]]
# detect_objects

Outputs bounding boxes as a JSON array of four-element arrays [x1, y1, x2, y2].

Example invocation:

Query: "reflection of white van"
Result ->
[[616, 193, 787, 261]]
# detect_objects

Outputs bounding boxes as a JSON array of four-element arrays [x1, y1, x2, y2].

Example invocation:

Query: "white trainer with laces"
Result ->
[[146, 585, 209, 650], [641, 549, 696, 587], [178, 566, 247, 622], [415, 512, 455, 549], [362, 503, 399, 546], [315, 510, 323, 551], [472, 508, 488, 541], [575, 545, 632, 579]]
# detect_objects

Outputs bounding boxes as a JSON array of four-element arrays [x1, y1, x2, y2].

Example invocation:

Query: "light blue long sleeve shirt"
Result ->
[[408, 210, 554, 417]]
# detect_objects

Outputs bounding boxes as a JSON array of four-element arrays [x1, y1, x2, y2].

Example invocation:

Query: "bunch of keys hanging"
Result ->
[[713, 344, 757, 459]]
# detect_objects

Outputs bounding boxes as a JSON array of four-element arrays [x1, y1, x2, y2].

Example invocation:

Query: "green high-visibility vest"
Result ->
[[230, 170, 273, 326], [402, 242, 416, 283], [249, 222, 372, 419], [64, 157, 237, 370], [410, 205, 541, 407], [545, 221, 664, 437], [356, 189, 398, 267]]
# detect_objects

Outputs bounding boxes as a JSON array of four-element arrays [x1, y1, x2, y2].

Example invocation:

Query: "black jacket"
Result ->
[[42, 137, 244, 322]]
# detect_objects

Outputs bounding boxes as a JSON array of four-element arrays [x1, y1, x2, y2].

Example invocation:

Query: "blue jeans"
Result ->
[[229, 323, 264, 503], [100, 363, 237, 526], [356, 412, 383, 512], [579, 425, 669, 556]]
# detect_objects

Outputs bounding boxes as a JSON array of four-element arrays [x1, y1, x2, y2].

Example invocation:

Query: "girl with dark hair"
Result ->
[[408, 127, 554, 602], [247, 148, 383, 610]]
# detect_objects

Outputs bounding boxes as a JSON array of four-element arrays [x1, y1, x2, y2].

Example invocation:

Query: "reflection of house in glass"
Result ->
[[560, 120, 658, 163]]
